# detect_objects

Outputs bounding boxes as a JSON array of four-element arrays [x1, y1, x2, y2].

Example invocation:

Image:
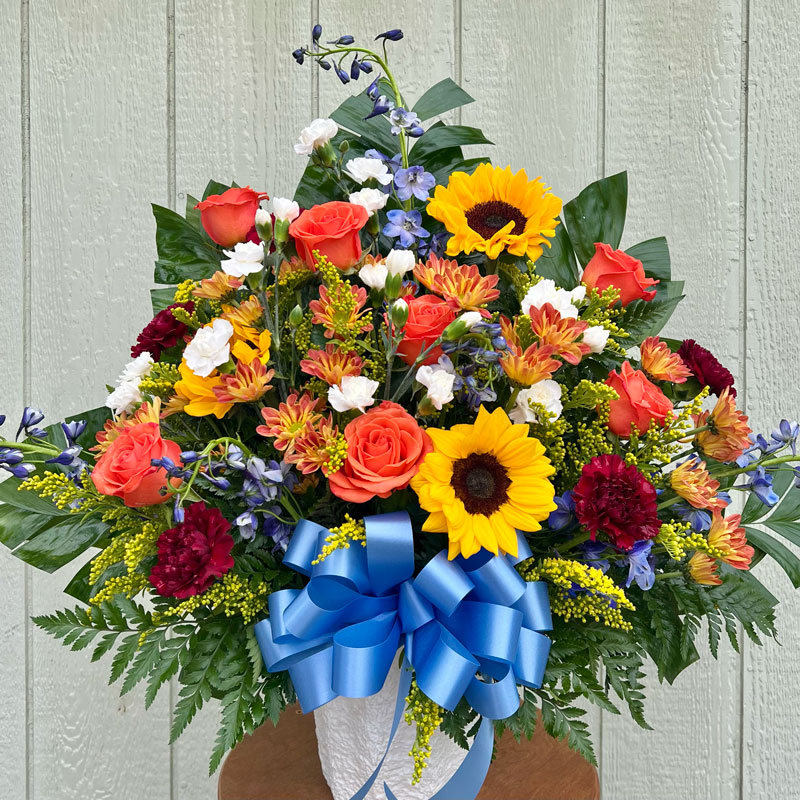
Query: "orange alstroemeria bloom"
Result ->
[[528, 302, 590, 365], [285, 415, 341, 475], [499, 316, 561, 386], [309, 284, 372, 340], [640, 337, 691, 383], [695, 387, 752, 462], [192, 270, 244, 301], [222, 295, 266, 344], [413, 254, 500, 315], [93, 398, 162, 454], [708, 511, 754, 570], [213, 359, 274, 404]]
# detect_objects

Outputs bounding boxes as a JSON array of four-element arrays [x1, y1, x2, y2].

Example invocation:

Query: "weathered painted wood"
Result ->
[[741, 2, 800, 794], [461, 0, 602, 204], [0, 1, 29, 797], [601, 2, 744, 798], [172, 2, 312, 795], [27, 2, 171, 798]]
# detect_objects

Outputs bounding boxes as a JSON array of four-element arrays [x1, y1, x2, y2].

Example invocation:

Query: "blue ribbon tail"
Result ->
[[384, 716, 495, 800], [347, 663, 413, 800]]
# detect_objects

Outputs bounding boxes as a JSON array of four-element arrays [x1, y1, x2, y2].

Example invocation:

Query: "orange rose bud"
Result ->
[[582, 242, 659, 305], [395, 295, 456, 366], [92, 422, 181, 507], [605, 361, 673, 437], [328, 401, 433, 503], [195, 186, 268, 248], [288, 201, 369, 270]]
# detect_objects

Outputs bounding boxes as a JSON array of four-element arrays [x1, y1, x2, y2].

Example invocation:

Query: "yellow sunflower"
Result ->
[[426, 163, 562, 261], [410, 406, 556, 560]]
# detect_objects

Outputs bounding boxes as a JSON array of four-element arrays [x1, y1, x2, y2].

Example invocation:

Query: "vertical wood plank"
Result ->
[[461, 0, 605, 768], [742, 1, 800, 794], [0, 0, 29, 797], [172, 2, 312, 796], [317, 1, 456, 128], [28, 3, 171, 798], [461, 0, 602, 203], [602, 2, 744, 798]]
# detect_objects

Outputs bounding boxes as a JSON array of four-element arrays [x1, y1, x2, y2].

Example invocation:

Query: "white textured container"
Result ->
[[314, 664, 469, 800]]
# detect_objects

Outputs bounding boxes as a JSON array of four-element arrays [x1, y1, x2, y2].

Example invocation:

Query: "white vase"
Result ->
[[314, 663, 469, 800]]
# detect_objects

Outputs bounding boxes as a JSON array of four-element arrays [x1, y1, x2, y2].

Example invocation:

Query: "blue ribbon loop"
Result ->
[[254, 511, 552, 800]]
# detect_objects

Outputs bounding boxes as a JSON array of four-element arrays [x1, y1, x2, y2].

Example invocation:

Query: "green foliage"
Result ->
[[411, 78, 475, 121], [626, 236, 671, 281], [616, 280, 685, 345], [563, 171, 628, 266], [534, 220, 580, 288], [152, 203, 221, 285]]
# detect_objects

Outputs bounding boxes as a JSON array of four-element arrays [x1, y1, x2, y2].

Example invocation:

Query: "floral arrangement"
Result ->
[[2, 25, 799, 799]]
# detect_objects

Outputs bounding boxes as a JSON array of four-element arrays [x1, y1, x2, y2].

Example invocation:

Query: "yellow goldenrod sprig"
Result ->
[[520, 557, 635, 630], [405, 678, 444, 785], [313, 514, 366, 565]]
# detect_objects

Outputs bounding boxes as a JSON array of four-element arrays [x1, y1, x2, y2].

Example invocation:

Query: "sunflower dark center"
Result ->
[[451, 452, 512, 515], [465, 200, 528, 239]]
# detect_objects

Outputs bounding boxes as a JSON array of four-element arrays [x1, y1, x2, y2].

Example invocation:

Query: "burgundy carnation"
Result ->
[[149, 502, 234, 598], [131, 302, 194, 360], [572, 454, 661, 551], [677, 339, 736, 398]]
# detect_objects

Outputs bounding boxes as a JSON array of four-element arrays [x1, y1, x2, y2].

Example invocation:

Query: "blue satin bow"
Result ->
[[254, 511, 552, 799]]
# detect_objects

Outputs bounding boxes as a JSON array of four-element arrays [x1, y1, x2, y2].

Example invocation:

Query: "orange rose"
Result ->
[[328, 402, 433, 503], [396, 295, 456, 366], [289, 201, 369, 269], [195, 186, 268, 248], [92, 422, 182, 507], [582, 243, 659, 305], [605, 361, 673, 437]]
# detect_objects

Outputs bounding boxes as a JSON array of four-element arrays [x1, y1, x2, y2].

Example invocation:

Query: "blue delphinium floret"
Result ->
[[382, 209, 430, 247], [394, 166, 435, 202]]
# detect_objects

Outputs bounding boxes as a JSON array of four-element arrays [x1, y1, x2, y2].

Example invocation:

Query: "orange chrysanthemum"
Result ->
[[413, 254, 500, 314], [499, 316, 561, 386], [92, 398, 162, 453], [640, 337, 691, 383], [192, 271, 244, 300], [695, 387, 752, 462], [213, 359, 274, 404], [285, 415, 341, 475], [528, 303, 590, 366], [687, 551, 722, 586], [279, 256, 317, 280], [300, 344, 363, 385], [309, 284, 372, 340], [669, 458, 727, 510], [708, 511, 754, 570], [256, 393, 322, 454]]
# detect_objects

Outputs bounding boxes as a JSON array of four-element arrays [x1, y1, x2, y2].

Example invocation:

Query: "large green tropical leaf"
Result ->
[[410, 124, 493, 164], [412, 78, 475, 122], [563, 172, 628, 266], [533, 220, 580, 288], [616, 280, 685, 344], [626, 236, 671, 282], [152, 204, 222, 285]]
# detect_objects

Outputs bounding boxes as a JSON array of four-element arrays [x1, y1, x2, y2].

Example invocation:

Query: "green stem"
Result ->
[[715, 453, 799, 480], [656, 571, 683, 581], [558, 530, 591, 552]]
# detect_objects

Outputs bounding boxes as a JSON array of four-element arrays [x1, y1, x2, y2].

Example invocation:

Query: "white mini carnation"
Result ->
[[184, 318, 234, 378], [358, 260, 389, 290], [457, 311, 484, 330], [255, 208, 271, 227], [582, 325, 610, 354], [105, 381, 142, 417], [328, 375, 380, 413], [348, 188, 388, 214], [416, 365, 456, 410], [294, 118, 338, 155], [120, 352, 154, 382], [272, 197, 300, 222], [384, 249, 416, 277], [221, 240, 265, 278], [510, 380, 563, 424], [344, 157, 393, 186], [521, 279, 586, 319]]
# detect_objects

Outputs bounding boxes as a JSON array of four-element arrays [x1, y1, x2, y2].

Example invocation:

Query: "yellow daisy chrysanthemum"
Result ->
[[426, 163, 562, 261], [410, 406, 557, 560]]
